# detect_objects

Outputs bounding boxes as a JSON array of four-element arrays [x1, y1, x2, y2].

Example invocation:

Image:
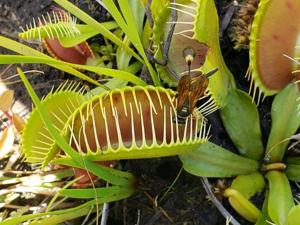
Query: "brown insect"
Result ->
[[176, 47, 218, 122]]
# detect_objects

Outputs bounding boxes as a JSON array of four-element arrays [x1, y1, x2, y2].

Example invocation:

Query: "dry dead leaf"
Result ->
[[0, 90, 14, 112], [0, 126, 15, 160], [12, 113, 25, 133]]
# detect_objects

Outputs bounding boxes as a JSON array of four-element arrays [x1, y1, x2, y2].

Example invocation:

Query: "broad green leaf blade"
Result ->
[[53, 0, 144, 63], [255, 191, 270, 225], [266, 171, 294, 225], [17, 68, 133, 186], [221, 89, 264, 160], [0, 35, 105, 88], [230, 172, 265, 199], [0, 55, 146, 86], [59, 185, 134, 199], [266, 83, 300, 162], [285, 205, 300, 225], [179, 142, 259, 177]]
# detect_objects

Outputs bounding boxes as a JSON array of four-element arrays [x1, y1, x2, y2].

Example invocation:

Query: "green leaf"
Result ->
[[53, 0, 144, 63], [0, 55, 146, 86], [255, 191, 270, 225], [59, 22, 119, 47], [285, 205, 300, 225], [285, 157, 300, 182], [1, 200, 96, 225], [266, 171, 294, 225], [179, 142, 259, 177], [116, 0, 160, 85], [224, 188, 261, 222], [285, 156, 300, 165], [85, 77, 128, 99], [116, 0, 145, 70], [53, 158, 134, 181], [230, 172, 265, 199], [150, 0, 169, 20], [59, 185, 134, 199], [220, 89, 264, 160], [266, 83, 300, 162], [0, 35, 106, 88], [194, 0, 236, 107], [128, 0, 145, 36], [19, 21, 118, 47]]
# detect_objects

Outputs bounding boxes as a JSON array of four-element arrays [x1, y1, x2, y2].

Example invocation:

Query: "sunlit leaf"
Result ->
[[0, 55, 146, 86], [12, 113, 25, 133], [0, 90, 14, 112], [285, 205, 300, 225], [59, 185, 134, 199], [1, 200, 96, 225], [0, 127, 15, 159]]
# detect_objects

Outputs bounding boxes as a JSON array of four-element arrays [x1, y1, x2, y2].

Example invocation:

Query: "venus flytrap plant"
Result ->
[[2, 0, 216, 214], [0, 0, 258, 224], [7, 60, 211, 223], [180, 84, 300, 224]]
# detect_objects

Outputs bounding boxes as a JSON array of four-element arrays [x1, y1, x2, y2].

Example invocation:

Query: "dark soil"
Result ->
[[0, 0, 272, 225]]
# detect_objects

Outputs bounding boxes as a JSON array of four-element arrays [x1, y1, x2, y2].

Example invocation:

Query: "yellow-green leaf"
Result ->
[[266, 171, 294, 225]]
